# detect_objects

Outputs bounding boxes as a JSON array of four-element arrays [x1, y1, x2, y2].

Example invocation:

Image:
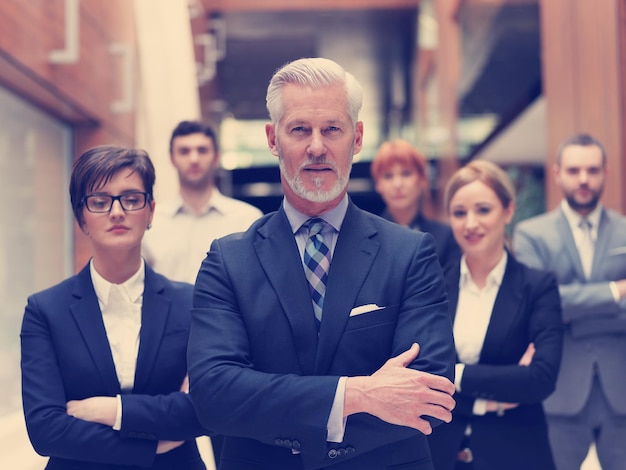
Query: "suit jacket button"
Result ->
[[338, 448, 347, 457], [284, 439, 292, 447], [292, 440, 301, 450], [346, 447, 355, 454], [275, 438, 284, 446], [328, 449, 338, 459]]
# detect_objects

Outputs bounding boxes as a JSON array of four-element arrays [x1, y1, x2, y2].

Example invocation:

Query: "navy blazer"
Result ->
[[188, 200, 455, 470], [428, 254, 563, 470], [380, 210, 461, 270], [20, 262, 208, 469]]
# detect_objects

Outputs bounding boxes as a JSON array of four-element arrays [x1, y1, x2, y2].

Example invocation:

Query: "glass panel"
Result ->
[[0, 85, 72, 417]]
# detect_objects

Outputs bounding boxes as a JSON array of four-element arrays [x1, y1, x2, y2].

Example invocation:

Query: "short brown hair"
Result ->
[[370, 140, 427, 183], [69, 145, 155, 226], [444, 160, 515, 212]]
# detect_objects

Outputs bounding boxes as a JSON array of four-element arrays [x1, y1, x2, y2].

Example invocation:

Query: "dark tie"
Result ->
[[303, 218, 331, 328], [578, 218, 594, 278]]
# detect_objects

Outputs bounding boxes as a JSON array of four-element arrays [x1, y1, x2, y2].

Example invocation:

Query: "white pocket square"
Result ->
[[349, 304, 385, 317]]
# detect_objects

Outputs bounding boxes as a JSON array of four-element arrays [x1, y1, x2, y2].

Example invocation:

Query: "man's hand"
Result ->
[[344, 343, 455, 435], [66, 396, 118, 426]]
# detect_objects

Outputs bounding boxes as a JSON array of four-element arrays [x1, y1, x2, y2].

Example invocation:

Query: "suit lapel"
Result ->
[[256, 209, 319, 375], [314, 204, 380, 373], [479, 255, 524, 362], [133, 266, 170, 392], [70, 265, 120, 395], [589, 208, 610, 279]]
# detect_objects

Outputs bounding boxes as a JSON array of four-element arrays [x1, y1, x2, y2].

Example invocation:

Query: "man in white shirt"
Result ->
[[143, 121, 263, 284], [514, 133, 626, 470], [142, 121, 262, 467]]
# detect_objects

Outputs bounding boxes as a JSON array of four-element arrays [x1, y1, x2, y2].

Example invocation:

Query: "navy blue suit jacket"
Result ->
[[428, 254, 563, 470], [188, 200, 455, 470], [20, 263, 208, 469]]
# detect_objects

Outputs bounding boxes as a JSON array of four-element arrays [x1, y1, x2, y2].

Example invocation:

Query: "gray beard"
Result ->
[[279, 157, 350, 203]]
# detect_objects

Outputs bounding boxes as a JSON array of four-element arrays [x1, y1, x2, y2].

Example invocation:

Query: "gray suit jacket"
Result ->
[[513, 205, 626, 416]]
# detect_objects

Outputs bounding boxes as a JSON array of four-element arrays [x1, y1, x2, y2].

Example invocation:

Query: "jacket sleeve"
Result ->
[[458, 272, 563, 405], [20, 295, 157, 468]]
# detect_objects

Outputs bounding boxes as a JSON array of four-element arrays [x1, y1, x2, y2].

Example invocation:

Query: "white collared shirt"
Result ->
[[454, 252, 507, 365], [454, 252, 507, 415], [142, 190, 263, 283], [90, 260, 145, 391]]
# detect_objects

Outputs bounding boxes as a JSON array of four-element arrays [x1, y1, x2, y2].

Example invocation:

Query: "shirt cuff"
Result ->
[[113, 394, 122, 431], [327, 377, 347, 443], [473, 398, 487, 415], [454, 363, 465, 392], [609, 281, 620, 302]]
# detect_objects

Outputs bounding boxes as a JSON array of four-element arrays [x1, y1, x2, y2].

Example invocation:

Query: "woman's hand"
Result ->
[[66, 396, 118, 426], [484, 342, 537, 415]]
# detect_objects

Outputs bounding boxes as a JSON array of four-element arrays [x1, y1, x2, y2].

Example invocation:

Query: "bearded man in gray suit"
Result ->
[[513, 133, 626, 470]]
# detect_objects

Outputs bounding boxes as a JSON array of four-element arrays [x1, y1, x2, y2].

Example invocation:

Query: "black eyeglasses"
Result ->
[[83, 192, 149, 213]]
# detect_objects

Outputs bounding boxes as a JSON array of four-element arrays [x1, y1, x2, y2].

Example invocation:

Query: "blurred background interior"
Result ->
[[2, 0, 623, 468]]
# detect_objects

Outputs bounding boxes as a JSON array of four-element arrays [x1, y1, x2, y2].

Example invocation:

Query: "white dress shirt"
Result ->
[[454, 251, 507, 415], [142, 190, 263, 283], [90, 260, 145, 429]]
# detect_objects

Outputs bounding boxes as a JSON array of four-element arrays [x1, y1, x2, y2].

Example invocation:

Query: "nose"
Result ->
[[307, 131, 326, 158], [189, 150, 200, 163], [465, 211, 478, 229], [109, 199, 125, 218], [579, 170, 589, 184]]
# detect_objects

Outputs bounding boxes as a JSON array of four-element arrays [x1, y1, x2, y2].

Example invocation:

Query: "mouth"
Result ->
[[464, 233, 483, 243], [303, 164, 334, 173], [108, 225, 129, 232]]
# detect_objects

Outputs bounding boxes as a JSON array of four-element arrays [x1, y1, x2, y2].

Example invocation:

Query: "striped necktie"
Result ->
[[303, 218, 331, 328]]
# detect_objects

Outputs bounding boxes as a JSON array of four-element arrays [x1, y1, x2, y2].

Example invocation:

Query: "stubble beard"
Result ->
[[564, 185, 603, 213]]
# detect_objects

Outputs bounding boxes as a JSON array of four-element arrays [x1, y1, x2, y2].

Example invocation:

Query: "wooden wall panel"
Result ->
[[200, 0, 418, 12], [539, 0, 623, 212]]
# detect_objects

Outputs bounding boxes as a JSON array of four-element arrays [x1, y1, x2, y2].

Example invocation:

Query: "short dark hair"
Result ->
[[556, 133, 607, 166], [169, 120, 218, 154], [70, 145, 155, 226]]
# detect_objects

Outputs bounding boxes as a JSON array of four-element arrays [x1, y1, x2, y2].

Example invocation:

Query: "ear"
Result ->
[[504, 201, 516, 225], [265, 123, 279, 157], [147, 200, 156, 226], [552, 163, 560, 183], [353, 121, 364, 155]]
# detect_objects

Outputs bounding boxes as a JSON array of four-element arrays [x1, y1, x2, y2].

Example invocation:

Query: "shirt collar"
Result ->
[[283, 194, 349, 234], [459, 250, 508, 290], [90, 259, 145, 305], [560, 199, 602, 233], [167, 189, 228, 217]]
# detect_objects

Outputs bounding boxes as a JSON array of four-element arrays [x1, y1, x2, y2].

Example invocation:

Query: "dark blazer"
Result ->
[[188, 200, 455, 470], [428, 254, 563, 470], [20, 262, 208, 470], [514, 206, 626, 416], [381, 210, 461, 270]]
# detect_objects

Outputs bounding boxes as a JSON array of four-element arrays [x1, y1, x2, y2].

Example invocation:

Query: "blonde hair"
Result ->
[[444, 160, 515, 212]]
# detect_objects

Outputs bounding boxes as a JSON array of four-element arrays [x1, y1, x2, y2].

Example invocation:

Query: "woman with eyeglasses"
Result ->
[[20, 146, 208, 469]]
